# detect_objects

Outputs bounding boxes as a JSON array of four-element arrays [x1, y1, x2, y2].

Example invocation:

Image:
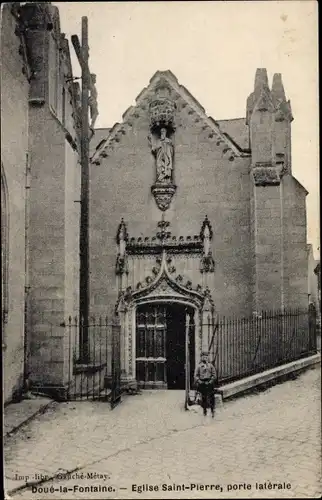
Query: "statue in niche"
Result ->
[[148, 127, 174, 183]]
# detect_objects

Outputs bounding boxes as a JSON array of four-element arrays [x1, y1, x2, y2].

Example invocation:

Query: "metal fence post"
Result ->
[[111, 314, 122, 409], [309, 304, 317, 353], [185, 313, 190, 410]]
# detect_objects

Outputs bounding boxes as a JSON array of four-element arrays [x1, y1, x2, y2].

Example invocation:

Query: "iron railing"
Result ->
[[66, 315, 121, 408], [208, 307, 317, 385], [29, 307, 317, 405]]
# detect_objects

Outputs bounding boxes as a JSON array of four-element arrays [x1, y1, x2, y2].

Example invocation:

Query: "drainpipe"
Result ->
[[23, 151, 31, 393]]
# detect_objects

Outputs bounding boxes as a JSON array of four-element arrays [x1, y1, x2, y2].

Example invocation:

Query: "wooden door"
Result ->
[[136, 304, 167, 388]]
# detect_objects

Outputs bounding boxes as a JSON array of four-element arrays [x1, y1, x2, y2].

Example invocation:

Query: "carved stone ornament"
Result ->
[[252, 163, 282, 186], [275, 100, 293, 123], [149, 129, 174, 184], [115, 219, 129, 275], [256, 90, 275, 113], [116, 254, 128, 275], [151, 184, 176, 212], [200, 216, 215, 273], [149, 80, 176, 133], [200, 255, 215, 273], [200, 215, 213, 242], [148, 80, 177, 212], [126, 218, 203, 256], [19, 3, 54, 104], [116, 218, 129, 246], [116, 249, 210, 312]]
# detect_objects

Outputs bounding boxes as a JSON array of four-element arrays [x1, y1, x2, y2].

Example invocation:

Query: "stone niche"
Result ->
[[148, 79, 177, 212]]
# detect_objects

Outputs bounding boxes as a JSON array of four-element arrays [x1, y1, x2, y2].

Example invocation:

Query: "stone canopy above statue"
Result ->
[[149, 79, 176, 135]]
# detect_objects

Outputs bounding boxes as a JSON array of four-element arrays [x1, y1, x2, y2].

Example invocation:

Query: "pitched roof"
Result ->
[[91, 70, 251, 163], [217, 118, 250, 151]]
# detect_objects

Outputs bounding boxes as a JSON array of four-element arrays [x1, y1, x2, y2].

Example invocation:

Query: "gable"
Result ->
[[217, 118, 250, 151], [91, 71, 250, 164], [90, 128, 111, 157]]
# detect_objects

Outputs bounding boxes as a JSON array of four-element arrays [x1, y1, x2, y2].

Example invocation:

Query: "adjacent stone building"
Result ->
[[1, 2, 29, 402], [90, 69, 309, 389], [1, 2, 80, 403]]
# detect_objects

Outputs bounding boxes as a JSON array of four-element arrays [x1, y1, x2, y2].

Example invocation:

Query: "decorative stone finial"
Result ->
[[200, 215, 213, 241], [200, 216, 215, 273], [271, 73, 286, 104], [116, 218, 128, 245], [156, 214, 171, 243], [115, 219, 129, 275], [254, 68, 270, 92], [246, 68, 272, 124], [271, 73, 293, 122]]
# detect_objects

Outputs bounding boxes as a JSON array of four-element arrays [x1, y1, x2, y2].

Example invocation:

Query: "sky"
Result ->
[[55, 1, 319, 258]]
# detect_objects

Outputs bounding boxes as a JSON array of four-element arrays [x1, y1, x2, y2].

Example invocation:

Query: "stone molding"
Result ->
[[275, 100, 293, 123], [91, 71, 246, 165], [149, 79, 176, 133], [115, 250, 214, 313], [252, 163, 283, 186], [150, 183, 177, 212], [18, 3, 53, 105], [115, 216, 215, 278]]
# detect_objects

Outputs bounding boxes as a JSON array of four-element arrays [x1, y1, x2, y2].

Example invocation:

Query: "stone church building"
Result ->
[[90, 69, 308, 389], [1, 2, 311, 400]]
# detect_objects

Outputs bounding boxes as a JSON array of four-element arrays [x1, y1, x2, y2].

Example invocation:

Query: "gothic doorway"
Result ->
[[135, 302, 195, 389]]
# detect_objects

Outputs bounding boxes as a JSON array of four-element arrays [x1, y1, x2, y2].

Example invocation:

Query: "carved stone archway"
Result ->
[[115, 250, 214, 386]]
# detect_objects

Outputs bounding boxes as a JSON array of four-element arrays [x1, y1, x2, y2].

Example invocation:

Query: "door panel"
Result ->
[[136, 304, 167, 388], [135, 303, 194, 389]]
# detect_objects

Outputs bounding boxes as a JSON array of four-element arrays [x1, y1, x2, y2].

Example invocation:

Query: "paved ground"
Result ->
[[4, 367, 321, 499], [4, 397, 54, 437]]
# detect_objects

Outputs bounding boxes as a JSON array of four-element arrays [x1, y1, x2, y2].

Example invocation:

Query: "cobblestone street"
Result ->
[[5, 367, 321, 499]]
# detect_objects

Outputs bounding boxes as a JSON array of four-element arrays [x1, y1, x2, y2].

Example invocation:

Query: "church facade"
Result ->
[[2, 3, 312, 400], [90, 70, 308, 389]]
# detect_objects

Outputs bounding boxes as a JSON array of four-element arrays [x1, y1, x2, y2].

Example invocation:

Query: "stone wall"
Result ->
[[26, 7, 80, 394], [251, 183, 284, 311], [1, 4, 29, 403], [249, 172, 308, 313], [90, 88, 252, 318], [28, 104, 80, 392], [282, 175, 308, 309]]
